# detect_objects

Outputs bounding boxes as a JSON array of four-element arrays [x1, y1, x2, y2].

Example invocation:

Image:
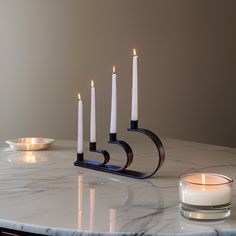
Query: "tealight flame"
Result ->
[[31, 138, 36, 144], [202, 174, 206, 191], [112, 66, 115, 73], [78, 93, 81, 100], [91, 80, 94, 87], [133, 48, 137, 56], [202, 174, 206, 185]]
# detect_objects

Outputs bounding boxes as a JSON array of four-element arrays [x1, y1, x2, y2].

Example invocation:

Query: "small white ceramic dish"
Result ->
[[5, 137, 55, 151]]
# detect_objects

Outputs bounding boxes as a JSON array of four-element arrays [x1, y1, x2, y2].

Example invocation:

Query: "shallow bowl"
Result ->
[[6, 137, 55, 151]]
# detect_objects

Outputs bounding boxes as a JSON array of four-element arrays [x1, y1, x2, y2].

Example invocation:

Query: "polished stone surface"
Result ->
[[0, 139, 235, 235]]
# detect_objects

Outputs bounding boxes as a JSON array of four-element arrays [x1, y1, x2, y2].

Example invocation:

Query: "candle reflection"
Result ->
[[109, 208, 116, 232], [78, 176, 83, 229], [73, 176, 163, 232], [89, 188, 95, 231], [23, 152, 37, 163], [8, 152, 48, 164]]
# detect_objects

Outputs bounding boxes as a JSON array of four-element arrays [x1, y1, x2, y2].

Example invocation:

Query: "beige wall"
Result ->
[[0, 0, 235, 147]]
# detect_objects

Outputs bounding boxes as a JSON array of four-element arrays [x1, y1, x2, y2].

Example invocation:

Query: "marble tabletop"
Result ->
[[0, 138, 236, 236]]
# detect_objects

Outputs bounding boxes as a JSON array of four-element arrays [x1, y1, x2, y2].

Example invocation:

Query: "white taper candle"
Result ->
[[110, 66, 117, 134], [77, 93, 83, 153], [131, 49, 138, 121], [90, 80, 96, 143]]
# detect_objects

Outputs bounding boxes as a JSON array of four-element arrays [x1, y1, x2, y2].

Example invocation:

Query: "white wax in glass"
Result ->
[[180, 173, 232, 206], [77, 94, 83, 154], [90, 81, 96, 143], [110, 68, 117, 134], [131, 49, 138, 121]]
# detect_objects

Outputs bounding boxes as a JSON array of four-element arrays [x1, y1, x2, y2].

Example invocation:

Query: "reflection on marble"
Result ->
[[0, 139, 235, 235], [7, 151, 48, 164]]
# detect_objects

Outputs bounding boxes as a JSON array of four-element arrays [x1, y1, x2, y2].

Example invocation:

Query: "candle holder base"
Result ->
[[74, 121, 165, 179], [180, 202, 231, 221]]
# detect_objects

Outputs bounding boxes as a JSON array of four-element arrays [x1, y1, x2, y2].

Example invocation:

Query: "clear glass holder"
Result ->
[[179, 173, 233, 221], [180, 202, 231, 221]]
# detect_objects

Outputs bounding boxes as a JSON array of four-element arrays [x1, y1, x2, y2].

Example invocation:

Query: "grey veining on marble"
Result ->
[[0, 139, 236, 236]]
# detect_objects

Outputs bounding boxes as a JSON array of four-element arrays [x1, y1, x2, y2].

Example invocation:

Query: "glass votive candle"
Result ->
[[179, 173, 233, 221]]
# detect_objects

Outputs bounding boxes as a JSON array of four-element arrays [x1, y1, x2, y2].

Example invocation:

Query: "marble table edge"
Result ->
[[0, 219, 235, 236]]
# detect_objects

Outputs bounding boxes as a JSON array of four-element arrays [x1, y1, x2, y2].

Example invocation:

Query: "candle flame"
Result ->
[[91, 80, 94, 87], [31, 138, 36, 144], [133, 48, 137, 56], [202, 174, 206, 191], [202, 174, 206, 185], [78, 93, 81, 100], [112, 66, 115, 73]]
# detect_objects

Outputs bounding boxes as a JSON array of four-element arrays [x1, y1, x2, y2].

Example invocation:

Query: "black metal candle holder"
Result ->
[[74, 120, 165, 179], [74, 142, 110, 167]]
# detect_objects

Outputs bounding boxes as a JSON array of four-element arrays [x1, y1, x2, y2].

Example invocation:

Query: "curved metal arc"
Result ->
[[127, 127, 165, 179], [90, 148, 110, 165], [108, 137, 133, 172], [89, 142, 110, 165]]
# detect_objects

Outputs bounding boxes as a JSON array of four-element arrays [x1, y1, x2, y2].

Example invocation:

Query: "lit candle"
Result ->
[[180, 173, 232, 205], [110, 66, 117, 134], [131, 49, 138, 121], [77, 93, 83, 154], [179, 173, 233, 220], [90, 80, 96, 143]]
